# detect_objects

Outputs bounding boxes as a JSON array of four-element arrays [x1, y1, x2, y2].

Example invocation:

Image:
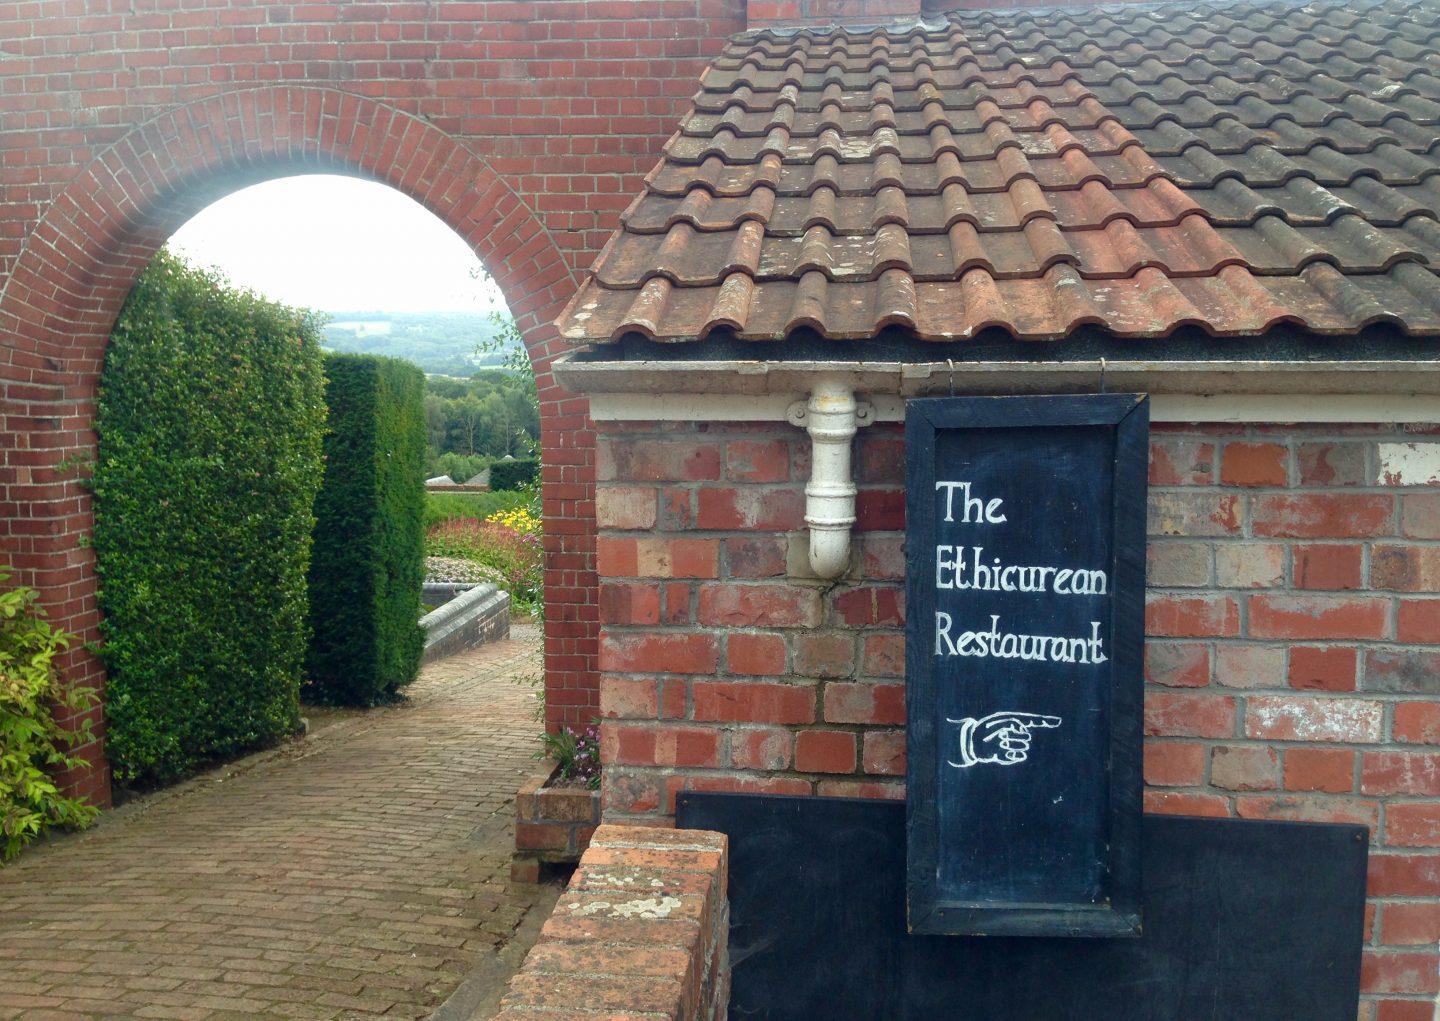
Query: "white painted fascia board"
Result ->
[[554, 354, 1440, 423]]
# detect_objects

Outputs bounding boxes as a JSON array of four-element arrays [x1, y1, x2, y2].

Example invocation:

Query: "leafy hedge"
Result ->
[[305, 354, 427, 706], [93, 250, 326, 788], [0, 570, 99, 859], [489, 457, 539, 491]]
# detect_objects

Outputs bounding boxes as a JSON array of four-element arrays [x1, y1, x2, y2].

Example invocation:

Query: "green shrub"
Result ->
[[93, 249, 326, 788], [423, 490, 529, 529], [489, 457, 538, 491], [305, 354, 427, 707], [0, 570, 100, 860]]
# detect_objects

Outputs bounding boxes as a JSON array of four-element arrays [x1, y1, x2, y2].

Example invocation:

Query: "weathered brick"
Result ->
[[794, 730, 857, 774], [1214, 644, 1285, 689], [1397, 600, 1440, 643], [691, 681, 815, 725], [1148, 438, 1214, 485], [595, 486, 656, 529], [600, 677, 660, 720], [792, 633, 855, 679], [1251, 494, 1394, 538], [1145, 642, 1210, 687], [1394, 703, 1440, 744], [1145, 594, 1240, 637], [1369, 852, 1440, 896], [1372, 546, 1440, 592], [823, 681, 905, 725], [1360, 948, 1440, 995], [1289, 646, 1358, 692], [636, 538, 720, 579], [831, 586, 904, 627], [696, 487, 804, 531], [1147, 542, 1211, 587], [1235, 794, 1378, 830], [600, 633, 719, 675], [600, 440, 721, 483], [862, 731, 906, 775], [1148, 492, 1242, 536], [1143, 790, 1231, 817], [1362, 753, 1440, 796], [1209, 745, 1279, 791], [1245, 696, 1384, 743], [1249, 595, 1389, 640], [1401, 493, 1440, 538], [1381, 903, 1440, 945], [1363, 649, 1440, 695], [698, 583, 820, 628], [600, 582, 661, 625], [605, 724, 722, 768], [860, 533, 906, 581], [726, 632, 787, 675], [1213, 542, 1285, 589], [1284, 748, 1355, 793], [861, 633, 905, 677], [723, 535, 787, 579], [1143, 741, 1207, 786], [1298, 442, 1367, 487], [730, 728, 793, 770], [725, 439, 792, 483], [1293, 544, 1363, 590], [1144, 692, 1237, 739], [1221, 442, 1288, 486]]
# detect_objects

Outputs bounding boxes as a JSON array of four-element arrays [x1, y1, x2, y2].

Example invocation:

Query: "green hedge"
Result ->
[[305, 354, 427, 706], [489, 457, 538, 491], [93, 250, 326, 788]]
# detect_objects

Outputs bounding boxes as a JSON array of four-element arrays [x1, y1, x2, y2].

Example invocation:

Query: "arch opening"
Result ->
[[0, 88, 598, 806]]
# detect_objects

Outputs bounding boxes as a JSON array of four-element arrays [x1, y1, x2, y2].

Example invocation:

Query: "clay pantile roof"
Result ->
[[558, 0, 1440, 345]]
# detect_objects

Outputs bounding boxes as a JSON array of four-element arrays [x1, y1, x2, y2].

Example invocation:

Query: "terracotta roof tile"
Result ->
[[559, 0, 1440, 344]]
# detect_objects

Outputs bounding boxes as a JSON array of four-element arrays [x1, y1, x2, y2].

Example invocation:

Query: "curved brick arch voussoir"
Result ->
[[1, 86, 577, 371]]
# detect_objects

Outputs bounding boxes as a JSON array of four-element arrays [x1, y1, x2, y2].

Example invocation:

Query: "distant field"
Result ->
[[423, 490, 530, 528]]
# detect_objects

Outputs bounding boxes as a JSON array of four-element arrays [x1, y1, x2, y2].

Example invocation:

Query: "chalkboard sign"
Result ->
[[905, 394, 1148, 937]]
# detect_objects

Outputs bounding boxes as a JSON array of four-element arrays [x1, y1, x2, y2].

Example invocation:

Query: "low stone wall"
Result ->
[[494, 825, 730, 1021], [422, 581, 478, 609], [420, 582, 510, 663]]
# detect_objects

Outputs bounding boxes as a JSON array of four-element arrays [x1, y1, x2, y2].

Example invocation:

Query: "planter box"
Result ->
[[511, 762, 600, 883]]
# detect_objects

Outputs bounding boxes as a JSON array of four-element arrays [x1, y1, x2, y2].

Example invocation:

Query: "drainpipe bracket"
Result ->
[[786, 398, 875, 428]]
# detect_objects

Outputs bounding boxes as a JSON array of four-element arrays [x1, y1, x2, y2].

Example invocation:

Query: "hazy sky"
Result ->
[[168, 174, 508, 315]]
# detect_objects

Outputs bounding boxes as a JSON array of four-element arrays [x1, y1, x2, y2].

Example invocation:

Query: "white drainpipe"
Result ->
[[787, 378, 871, 579]]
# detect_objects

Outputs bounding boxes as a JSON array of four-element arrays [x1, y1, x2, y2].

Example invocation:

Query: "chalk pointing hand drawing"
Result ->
[[946, 712, 1063, 768]]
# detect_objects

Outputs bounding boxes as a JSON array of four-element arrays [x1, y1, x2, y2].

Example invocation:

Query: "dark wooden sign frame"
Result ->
[[905, 393, 1148, 937]]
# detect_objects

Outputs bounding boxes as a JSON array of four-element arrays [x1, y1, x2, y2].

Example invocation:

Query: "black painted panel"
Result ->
[[905, 394, 1148, 935], [679, 793, 1366, 1021]]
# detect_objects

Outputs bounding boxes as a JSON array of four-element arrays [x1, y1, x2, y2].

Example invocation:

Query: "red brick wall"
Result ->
[[497, 824, 730, 1021], [0, 1, 746, 803], [595, 417, 1440, 1019]]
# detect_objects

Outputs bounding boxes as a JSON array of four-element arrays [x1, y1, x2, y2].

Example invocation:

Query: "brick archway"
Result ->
[[0, 86, 592, 805]]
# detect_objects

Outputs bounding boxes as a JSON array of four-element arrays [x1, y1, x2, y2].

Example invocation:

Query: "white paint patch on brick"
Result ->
[[1377, 443, 1440, 486]]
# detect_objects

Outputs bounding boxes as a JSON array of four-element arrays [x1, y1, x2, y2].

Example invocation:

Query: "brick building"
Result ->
[[2, 0, 1438, 1015]]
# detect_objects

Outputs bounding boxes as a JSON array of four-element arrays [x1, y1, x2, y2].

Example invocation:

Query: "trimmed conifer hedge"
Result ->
[[489, 457, 539, 491], [94, 250, 326, 788], [304, 353, 427, 706]]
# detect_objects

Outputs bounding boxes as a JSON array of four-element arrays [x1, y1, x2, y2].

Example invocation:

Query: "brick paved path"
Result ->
[[0, 629, 552, 1020]]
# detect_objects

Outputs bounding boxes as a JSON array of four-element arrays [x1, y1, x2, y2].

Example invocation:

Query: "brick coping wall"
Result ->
[[594, 418, 1440, 1019], [496, 824, 729, 1021]]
